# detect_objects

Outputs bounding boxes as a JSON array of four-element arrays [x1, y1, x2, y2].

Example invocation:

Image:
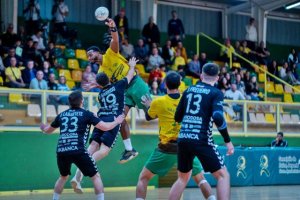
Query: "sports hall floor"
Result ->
[[0, 185, 299, 200]]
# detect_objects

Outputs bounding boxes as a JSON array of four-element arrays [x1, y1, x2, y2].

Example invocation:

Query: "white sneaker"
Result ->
[[70, 178, 83, 194]]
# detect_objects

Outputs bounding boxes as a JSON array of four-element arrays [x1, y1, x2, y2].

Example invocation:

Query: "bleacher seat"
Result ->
[[75, 49, 88, 60], [71, 70, 82, 82], [135, 64, 146, 74], [232, 62, 241, 69], [0, 76, 3, 86], [283, 93, 293, 103], [284, 85, 293, 93], [292, 94, 300, 102], [293, 85, 300, 93], [265, 113, 275, 124], [59, 69, 72, 80], [46, 105, 57, 118], [67, 59, 80, 70], [79, 59, 89, 69], [64, 49, 75, 58], [258, 73, 265, 83], [267, 82, 274, 93], [56, 57, 67, 68], [66, 80, 75, 89], [27, 104, 41, 117], [55, 45, 66, 50], [281, 114, 291, 124], [255, 113, 266, 123], [9, 93, 30, 104], [249, 113, 257, 123], [53, 47, 63, 58], [274, 84, 284, 95], [58, 105, 69, 114], [291, 114, 300, 123]]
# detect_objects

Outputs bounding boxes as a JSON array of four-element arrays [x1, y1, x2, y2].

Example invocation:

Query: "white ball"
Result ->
[[95, 7, 109, 21]]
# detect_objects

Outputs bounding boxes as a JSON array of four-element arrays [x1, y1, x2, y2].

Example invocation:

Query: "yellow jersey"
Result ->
[[148, 94, 181, 144], [98, 47, 130, 83]]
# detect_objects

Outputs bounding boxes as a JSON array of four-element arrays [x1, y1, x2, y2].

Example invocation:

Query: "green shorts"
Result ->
[[145, 148, 203, 177], [125, 75, 150, 110]]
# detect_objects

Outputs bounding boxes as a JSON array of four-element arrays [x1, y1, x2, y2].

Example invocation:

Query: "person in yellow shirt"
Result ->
[[220, 38, 235, 63], [5, 57, 26, 88], [135, 71, 215, 200], [172, 49, 186, 71], [84, 18, 150, 164]]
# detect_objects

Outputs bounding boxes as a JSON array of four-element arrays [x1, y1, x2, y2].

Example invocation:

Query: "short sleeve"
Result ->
[[148, 99, 160, 119], [115, 78, 128, 90], [87, 111, 101, 126], [212, 91, 224, 113], [51, 114, 60, 128]]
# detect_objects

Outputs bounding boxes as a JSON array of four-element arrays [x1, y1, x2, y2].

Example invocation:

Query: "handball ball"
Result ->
[[95, 7, 109, 21]]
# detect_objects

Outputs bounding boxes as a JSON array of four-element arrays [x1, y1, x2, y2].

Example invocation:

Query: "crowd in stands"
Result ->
[[1, 3, 300, 110]]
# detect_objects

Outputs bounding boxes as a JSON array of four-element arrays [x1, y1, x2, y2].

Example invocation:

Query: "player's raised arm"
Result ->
[[105, 18, 119, 53], [95, 114, 125, 131], [40, 123, 56, 134], [126, 57, 139, 83]]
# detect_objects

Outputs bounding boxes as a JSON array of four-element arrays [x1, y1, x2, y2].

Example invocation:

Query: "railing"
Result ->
[[0, 88, 300, 137], [196, 32, 300, 100]]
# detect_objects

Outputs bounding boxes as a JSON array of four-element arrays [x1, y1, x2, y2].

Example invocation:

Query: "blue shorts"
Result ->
[[89, 115, 120, 148]]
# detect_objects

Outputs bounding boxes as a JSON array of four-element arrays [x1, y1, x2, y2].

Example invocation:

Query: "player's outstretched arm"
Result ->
[[105, 18, 119, 53], [95, 114, 125, 131], [126, 57, 139, 83], [40, 123, 56, 134]]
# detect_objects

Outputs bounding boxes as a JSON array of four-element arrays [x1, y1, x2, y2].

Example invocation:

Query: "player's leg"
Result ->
[[168, 170, 192, 200], [90, 172, 104, 200], [71, 131, 101, 191], [92, 143, 111, 161], [212, 167, 230, 200], [191, 158, 215, 200], [136, 148, 176, 199], [54, 155, 72, 199], [136, 167, 155, 200], [53, 175, 69, 200]]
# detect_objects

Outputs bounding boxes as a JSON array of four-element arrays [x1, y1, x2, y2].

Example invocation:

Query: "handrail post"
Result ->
[[41, 90, 47, 124], [197, 33, 200, 56], [243, 101, 247, 136], [229, 50, 232, 69], [264, 70, 267, 101], [276, 103, 280, 132]]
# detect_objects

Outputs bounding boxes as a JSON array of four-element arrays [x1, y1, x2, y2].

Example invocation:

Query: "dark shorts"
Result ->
[[90, 115, 120, 148], [177, 141, 224, 173], [57, 151, 98, 177]]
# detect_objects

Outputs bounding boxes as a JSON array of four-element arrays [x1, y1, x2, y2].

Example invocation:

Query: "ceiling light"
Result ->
[[286, 1, 300, 9]]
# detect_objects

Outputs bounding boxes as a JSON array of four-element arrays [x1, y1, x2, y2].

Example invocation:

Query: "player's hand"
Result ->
[[141, 94, 152, 108], [128, 57, 139, 68], [225, 142, 234, 156], [105, 18, 116, 28], [82, 81, 99, 91], [115, 114, 125, 124], [40, 123, 47, 133]]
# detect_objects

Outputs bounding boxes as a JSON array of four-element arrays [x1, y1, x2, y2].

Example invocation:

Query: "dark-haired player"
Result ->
[[40, 90, 124, 200], [85, 18, 150, 164], [136, 71, 216, 200], [169, 63, 234, 200], [71, 57, 139, 193]]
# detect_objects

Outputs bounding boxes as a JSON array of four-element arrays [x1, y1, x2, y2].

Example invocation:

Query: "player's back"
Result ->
[[176, 82, 224, 144], [148, 94, 181, 144], [53, 108, 98, 154], [97, 78, 128, 117]]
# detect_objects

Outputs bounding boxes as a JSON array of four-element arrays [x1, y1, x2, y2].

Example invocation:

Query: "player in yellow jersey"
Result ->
[[84, 18, 150, 163], [135, 72, 216, 200]]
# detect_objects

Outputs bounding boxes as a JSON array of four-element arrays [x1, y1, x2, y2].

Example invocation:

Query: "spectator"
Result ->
[[286, 67, 300, 86], [1, 23, 18, 48], [81, 65, 99, 92], [246, 75, 260, 101], [23, 0, 41, 35], [236, 73, 246, 96], [0, 38, 5, 57], [288, 48, 298, 67], [15, 38, 23, 57], [187, 54, 200, 78], [0, 56, 5, 82], [114, 8, 129, 37], [199, 52, 208, 69], [42, 61, 51, 81], [31, 29, 45, 50], [22, 60, 37, 88], [120, 37, 134, 60], [29, 70, 48, 90], [170, 34, 181, 47], [147, 47, 164, 72], [224, 83, 245, 121], [17, 26, 27, 45], [240, 40, 256, 64], [3, 47, 23, 67], [220, 38, 235, 64], [279, 61, 288, 81], [168, 10, 185, 41], [245, 17, 257, 50], [148, 65, 163, 85], [218, 76, 230, 91], [142, 16, 160, 46], [5, 57, 26, 88], [134, 39, 149, 65], [267, 60, 279, 82], [57, 75, 70, 105], [271, 132, 288, 147], [149, 80, 163, 96], [256, 41, 270, 65], [171, 49, 185, 71], [173, 41, 187, 63], [22, 38, 35, 61], [51, 0, 69, 39], [48, 73, 58, 90], [161, 40, 174, 66]]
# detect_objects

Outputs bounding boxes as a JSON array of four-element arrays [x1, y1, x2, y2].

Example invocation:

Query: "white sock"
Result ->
[[198, 179, 207, 187], [96, 193, 104, 200], [136, 198, 144, 200], [207, 195, 216, 200], [53, 192, 60, 200], [123, 139, 133, 151]]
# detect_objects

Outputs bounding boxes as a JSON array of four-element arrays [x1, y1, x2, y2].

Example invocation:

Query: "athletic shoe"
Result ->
[[119, 148, 139, 164], [70, 178, 83, 194]]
